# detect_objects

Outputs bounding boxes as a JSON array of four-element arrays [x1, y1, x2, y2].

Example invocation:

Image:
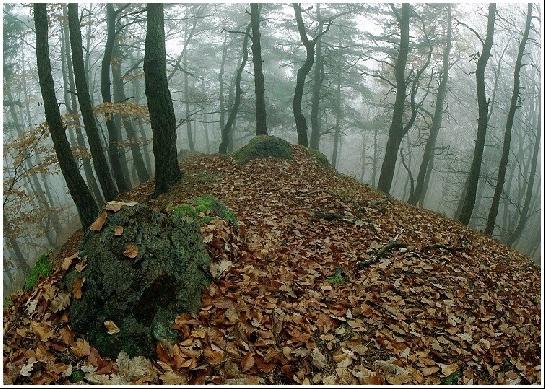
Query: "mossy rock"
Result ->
[[24, 253, 52, 291], [65, 204, 211, 358], [171, 195, 237, 226], [305, 148, 330, 168], [233, 135, 292, 163]]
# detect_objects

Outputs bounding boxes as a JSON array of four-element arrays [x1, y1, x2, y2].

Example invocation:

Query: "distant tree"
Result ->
[[144, 3, 182, 195], [219, 24, 251, 154], [250, 3, 268, 135], [309, 4, 324, 150], [101, 4, 130, 192], [456, 4, 496, 225], [68, 3, 118, 201], [409, 5, 452, 205], [34, 3, 98, 228], [485, 4, 533, 235], [377, 3, 410, 194], [507, 105, 540, 245]]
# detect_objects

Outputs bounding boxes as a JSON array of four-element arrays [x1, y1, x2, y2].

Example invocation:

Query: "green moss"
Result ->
[[66, 204, 212, 358], [172, 195, 237, 226], [24, 253, 52, 291], [233, 135, 292, 164], [326, 267, 346, 285], [69, 369, 85, 383], [306, 148, 330, 168]]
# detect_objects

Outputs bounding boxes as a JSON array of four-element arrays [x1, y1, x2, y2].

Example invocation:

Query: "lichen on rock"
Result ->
[[65, 203, 211, 358]]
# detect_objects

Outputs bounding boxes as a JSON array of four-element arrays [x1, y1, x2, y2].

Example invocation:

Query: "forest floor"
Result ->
[[2, 146, 541, 385]]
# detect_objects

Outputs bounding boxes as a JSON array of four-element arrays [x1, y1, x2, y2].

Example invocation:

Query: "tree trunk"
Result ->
[[219, 25, 251, 154], [34, 3, 98, 229], [485, 4, 532, 235], [372, 126, 378, 186], [250, 3, 268, 135], [377, 3, 410, 194], [409, 5, 451, 205], [68, 3, 118, 202], [144, 3, 182, 195], [111, 39, 150, 183], [309, 4, 324, 151], [101, 4, 130, 192], [457, 4, 496, 225], [331, 72, 342, 169], [292, 3, 316, 147], [183, 23, 195, 152], [507, 105, 540, 245], [61, 5, 104, 205], [218, 34, 228, 134]]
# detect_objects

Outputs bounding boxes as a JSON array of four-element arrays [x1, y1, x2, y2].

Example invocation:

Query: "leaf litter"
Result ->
[[2, 146, 540, 384]]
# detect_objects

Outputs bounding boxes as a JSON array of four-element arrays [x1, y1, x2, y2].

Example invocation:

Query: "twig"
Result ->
[[357, 240, 407, 269]]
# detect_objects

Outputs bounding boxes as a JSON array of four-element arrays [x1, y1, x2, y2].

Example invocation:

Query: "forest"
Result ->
[[2, 2, 543, 386]]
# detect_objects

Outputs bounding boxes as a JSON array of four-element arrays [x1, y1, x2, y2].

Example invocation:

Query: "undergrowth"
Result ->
[[233, 135, 292, 163], [24, 253, 52, 291]]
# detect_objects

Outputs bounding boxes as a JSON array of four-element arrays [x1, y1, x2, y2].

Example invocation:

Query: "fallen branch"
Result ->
[[357, 240, 407, 269], [424, 243, 466, 253]]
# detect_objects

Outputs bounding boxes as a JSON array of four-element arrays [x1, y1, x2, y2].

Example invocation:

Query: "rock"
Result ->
[[65, 204, 211, 358]]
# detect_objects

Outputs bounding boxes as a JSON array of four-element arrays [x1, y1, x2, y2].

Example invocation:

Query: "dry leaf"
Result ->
[[72, 338, 91, 357], [241, 352, 255, 372], [104, 320, 120, 335], [439, 363, 459, 376], [61, 253, 78, 270], [105, 201, 138, 212], [72, 277, 85, 299], [89, 212, 108, 232], [75, 261, 87, 272], [31, 321, 53, 341], [123, 244, 139, 259], [50, 293, 70, 313], [114, 226, 124, 236], [20, 357, 37, 377]]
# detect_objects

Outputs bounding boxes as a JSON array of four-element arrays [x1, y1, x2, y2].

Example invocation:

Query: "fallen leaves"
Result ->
[[123, 244, 139, 259], [72, 277, 85, 299], [89, 212, 108, 232], [104, 321, 120, 335]]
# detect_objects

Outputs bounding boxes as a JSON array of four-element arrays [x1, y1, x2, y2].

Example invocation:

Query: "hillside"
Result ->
[[3, 146, 541, 385]]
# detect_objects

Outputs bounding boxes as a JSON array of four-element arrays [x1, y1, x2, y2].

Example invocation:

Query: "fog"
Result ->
[[3, 3, 542, 293]]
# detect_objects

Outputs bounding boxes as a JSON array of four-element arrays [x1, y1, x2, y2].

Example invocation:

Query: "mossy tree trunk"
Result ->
[[144, 3, 182, 195], [377, 3, 410, 194], [309, 4, 324, 151], [250, 3, 268, 136], [34, 3, 98, 229], [68, 3, 118, 202], [101, 4, 130, 193], [457, 4, 496, 225]]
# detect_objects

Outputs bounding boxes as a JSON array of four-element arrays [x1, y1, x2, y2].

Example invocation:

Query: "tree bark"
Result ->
[[183, 35, 195, 152], [111, 39, 150, 183], [144, 3, 182, 195], [409, 4, 451, 205], [377, 3, 410, 194], [309, 4, 324, 151], [331, 72, 342, 169], [68, 3, 118, 202], [457, 4, 496, 225], [219, 25, 251, 154], [250, 3, 268, 135], [34, 3, 98, 229], [61, 5, 104, 205], [485, 4, 532, 235], [101, 4, 130, 192], [292, 3, 316, 147]]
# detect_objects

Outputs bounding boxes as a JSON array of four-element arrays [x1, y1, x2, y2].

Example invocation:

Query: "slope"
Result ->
[[3, 146, 541, 384]]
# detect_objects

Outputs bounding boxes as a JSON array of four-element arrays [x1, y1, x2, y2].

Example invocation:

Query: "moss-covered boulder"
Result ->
[[233, 135, 292, 163], [65, 204, 211, 358], [305, 148, 330, 168]]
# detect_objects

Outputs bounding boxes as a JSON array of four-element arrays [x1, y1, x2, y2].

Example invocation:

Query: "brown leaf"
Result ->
[[71, 338, 91, 357], [31, 321, 53, 342], [204, 347, 224, 366], [75, 261, 87, 272], [123, 243, 139, 259], [72, 277, 85, 299], [114, 226, 124, 236], [241, 352, 255, 372], [61, 253, 78, 270], [50, 293, 70, 313], [89, 212, 108, 232], [104, 320, 120, 335], [105, 201, 138, 212]]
